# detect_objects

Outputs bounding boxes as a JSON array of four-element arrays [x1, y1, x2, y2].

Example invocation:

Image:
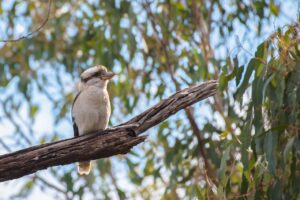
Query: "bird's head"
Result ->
[[80, 65, 115, 88]]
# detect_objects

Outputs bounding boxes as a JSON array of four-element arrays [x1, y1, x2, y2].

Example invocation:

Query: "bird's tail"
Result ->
[[77, 161, 92, 175]]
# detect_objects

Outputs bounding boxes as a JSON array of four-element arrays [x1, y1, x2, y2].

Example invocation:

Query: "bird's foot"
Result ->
[[127, 128, 137, 137], [116, 123, 140, 129], [107, 123, 139, 137]]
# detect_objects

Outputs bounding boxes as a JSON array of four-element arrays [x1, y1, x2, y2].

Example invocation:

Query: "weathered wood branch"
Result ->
[[0, 80, 218, 182]]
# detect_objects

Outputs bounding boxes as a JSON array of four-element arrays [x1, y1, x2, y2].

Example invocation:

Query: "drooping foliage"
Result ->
[[0, 0, 299, 199]]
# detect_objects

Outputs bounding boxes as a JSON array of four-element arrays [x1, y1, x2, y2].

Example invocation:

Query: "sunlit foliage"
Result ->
[[0, 0, 299, 199]]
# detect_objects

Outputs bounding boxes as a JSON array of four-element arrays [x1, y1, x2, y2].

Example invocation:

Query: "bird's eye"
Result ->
[[99, 70, 105, 76], [95, 71, 102, 76]]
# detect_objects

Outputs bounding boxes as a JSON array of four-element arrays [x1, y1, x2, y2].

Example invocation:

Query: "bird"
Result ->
[[71, 65, 115, 175]]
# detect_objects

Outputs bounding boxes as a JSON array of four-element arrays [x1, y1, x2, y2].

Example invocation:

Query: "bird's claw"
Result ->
[[106, 123, 139, 137], [127, 128, 137, 137]]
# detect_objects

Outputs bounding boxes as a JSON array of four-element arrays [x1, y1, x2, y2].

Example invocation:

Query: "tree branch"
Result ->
[[0, 80, 218, 182], [0, 0, 52, 43]]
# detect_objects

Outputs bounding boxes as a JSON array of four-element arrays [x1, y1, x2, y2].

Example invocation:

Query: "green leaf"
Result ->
[[144, 159, 154, 176], [29, 105, 39, 118], [269, 180, 282, 200], [240, 111, 253, 171], [240, 173, 249, 195], [194, 185, 202, 199], [63, 172, 73, 192], [217, 146, 231, 179], [116, 188, 127, 199], [252, 77, 264, 136], [235, 60, 255, 102], [235, 66, 244, 86], [15, 179, 35, 198], [270, 3, 279, 16], [283, 137, 295, 164], [254, 41, 268, 77], [264, 132, 278, 175]]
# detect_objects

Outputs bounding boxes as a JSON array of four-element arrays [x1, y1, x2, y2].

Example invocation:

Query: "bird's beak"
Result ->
[[102, 71, 116, 80]]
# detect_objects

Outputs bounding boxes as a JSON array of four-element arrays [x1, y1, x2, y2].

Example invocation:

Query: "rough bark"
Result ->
[[0, 80, 218, 182]]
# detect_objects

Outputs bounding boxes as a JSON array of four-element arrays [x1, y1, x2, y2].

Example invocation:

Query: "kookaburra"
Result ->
[[72, 65, 115, 175]]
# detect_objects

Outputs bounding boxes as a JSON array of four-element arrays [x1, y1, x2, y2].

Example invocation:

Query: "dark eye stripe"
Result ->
[[81, 71, 103, 82], [92, 71, 101, 77]]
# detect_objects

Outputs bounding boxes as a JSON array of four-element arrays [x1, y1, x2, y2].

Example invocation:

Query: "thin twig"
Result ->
[[0, 99, 32, 146], [0, 139, 11, 152], [107, 160, 126, 200], [0, 0, 52, 43], [34, 175, 71, 199]]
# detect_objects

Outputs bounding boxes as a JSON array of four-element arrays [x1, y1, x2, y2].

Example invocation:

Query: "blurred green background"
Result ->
[[0, 0, 299, 199]]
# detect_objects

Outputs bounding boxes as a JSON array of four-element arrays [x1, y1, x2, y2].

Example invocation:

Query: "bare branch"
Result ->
[[34, 175, 68, 197], [0, 0, 52, 43], [0, 139, 11, 152], [0, 80, 218, 182]]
